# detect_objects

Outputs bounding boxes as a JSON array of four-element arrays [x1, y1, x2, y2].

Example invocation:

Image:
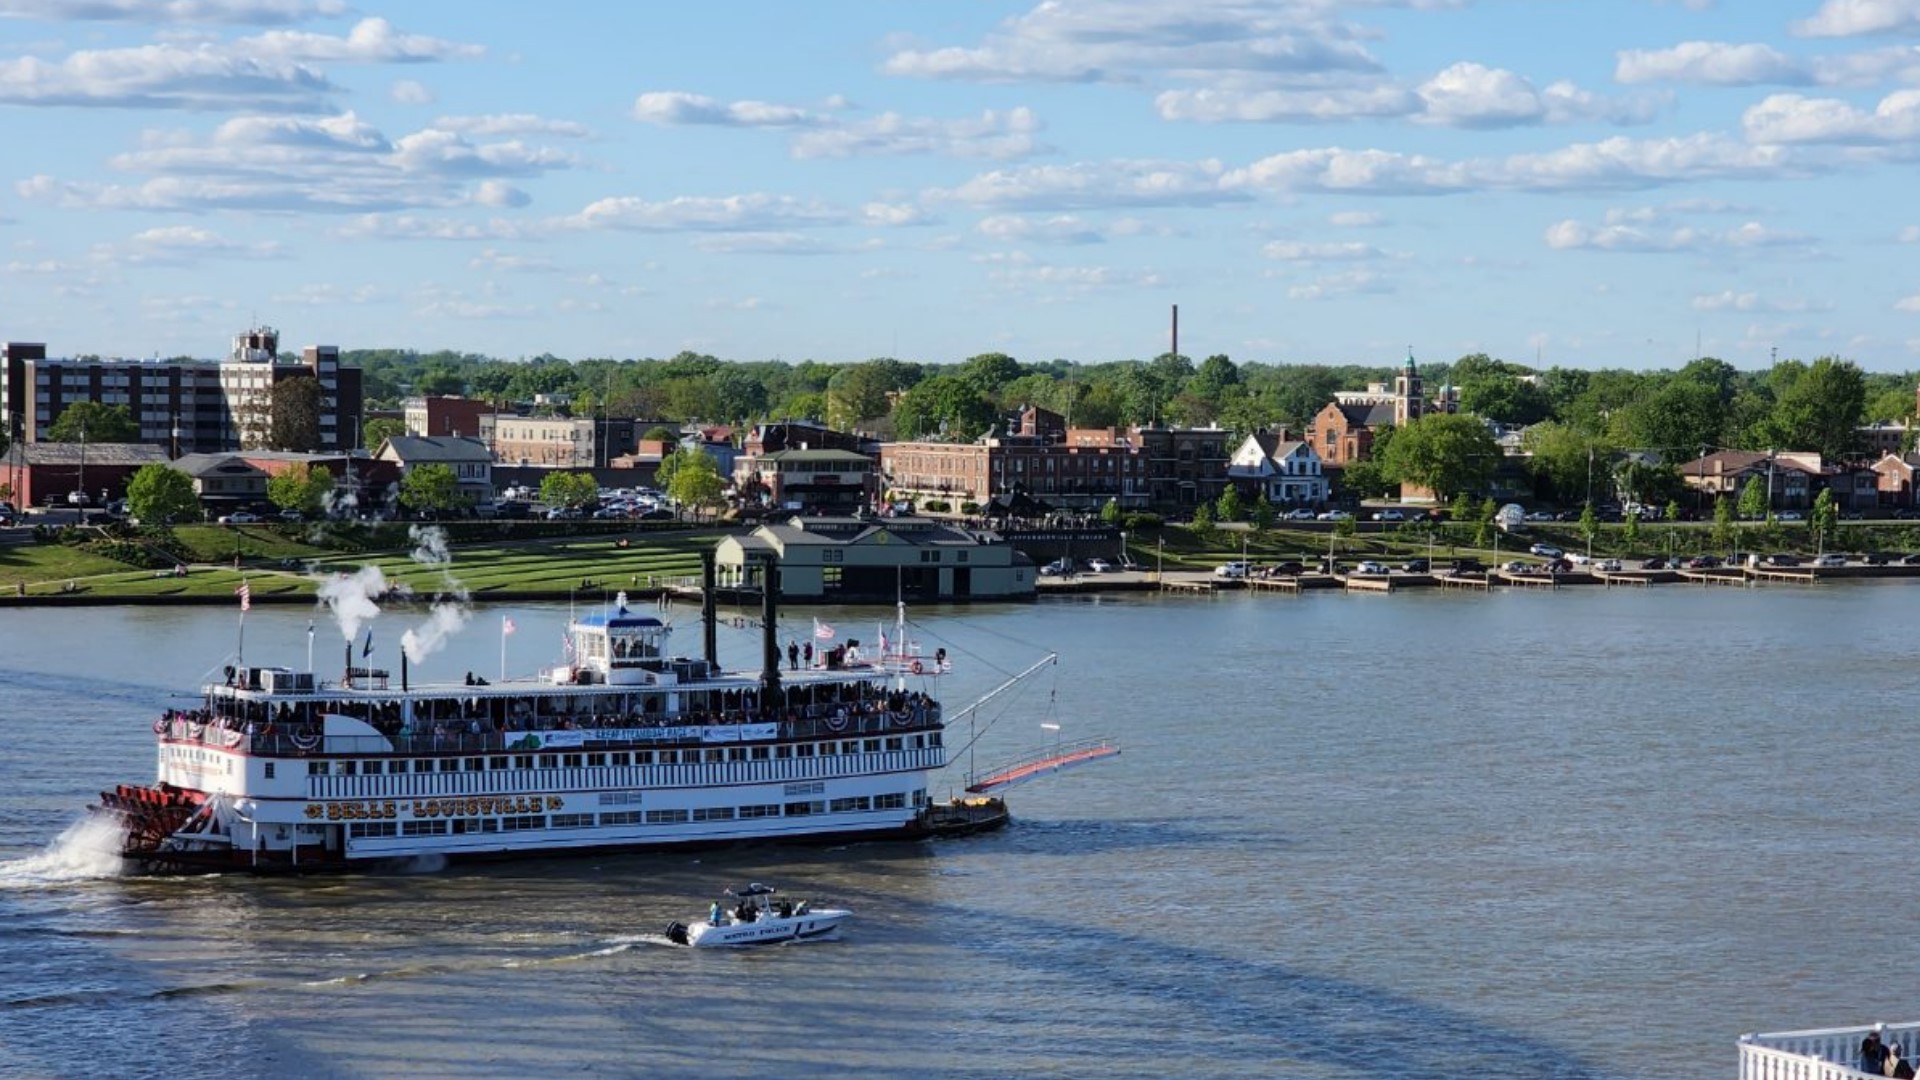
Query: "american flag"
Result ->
[[813, 617, 835, 641], [503, 616, 517, 636], [235, 580, 251, 612]]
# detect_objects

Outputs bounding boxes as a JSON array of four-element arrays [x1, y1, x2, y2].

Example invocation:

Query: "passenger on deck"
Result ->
[[710, 900, 724, 926], [1863, 1030, 1889, 1076]]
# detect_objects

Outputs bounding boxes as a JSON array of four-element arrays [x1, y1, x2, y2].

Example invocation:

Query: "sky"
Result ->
[[3, 1, 1920, 373]]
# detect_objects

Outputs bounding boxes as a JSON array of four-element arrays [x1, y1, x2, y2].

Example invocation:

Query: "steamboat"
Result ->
[[97, 556, 1036, 874]]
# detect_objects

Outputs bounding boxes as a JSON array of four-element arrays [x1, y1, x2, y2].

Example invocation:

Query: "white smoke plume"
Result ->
[[402, 524, 470, 663], [316, 565, 389, 642]]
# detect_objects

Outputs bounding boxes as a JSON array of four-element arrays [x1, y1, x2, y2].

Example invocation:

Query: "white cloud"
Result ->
[[1544, 217, 1808, 252], [1690, 290, 1828, 313], [929, 158, 1243, 210], [1900, 224, 1920, 242], [974, 213, 1168, 244], [1742, 89, 1920, 144], [1260, 240, 1390, 261], [20, 113, 581, 214], [270, 282, 387, 306], [1616, 41, 1809, 86], [113, 224, 284, 263], [631, 91, 824, 128], [390, 79, 434, 105], [468, 248, 556, 272], [241, 17, 484, 64], [1329, 210, 1385, 227], [334, 214, 535, 241], [791, 107, 1046, 161], [1896, 291, 1920, 311], [1286, 269, 1391, 300], [986, 263, 1165, 292], [566, 193, 852, 232], [1154, 64, 1653, 128], [0, 0, 346, 23], [0, 42, 335, 111], [434, 113, 593, 139], [1796, 0, 1920, 38], [690, 233, 852, 255], [881, 0, 1384, 85]]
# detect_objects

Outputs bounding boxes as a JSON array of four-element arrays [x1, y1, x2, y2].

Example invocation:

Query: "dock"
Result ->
[[1675, 568, 1747, 586], [1436, 573, 1492, 590], [1747, 567, 1818, 584]]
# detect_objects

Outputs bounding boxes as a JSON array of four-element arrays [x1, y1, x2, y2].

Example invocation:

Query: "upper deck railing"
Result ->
[[1739, 1023, 1920, 1079], [158, 701, 942, 757]]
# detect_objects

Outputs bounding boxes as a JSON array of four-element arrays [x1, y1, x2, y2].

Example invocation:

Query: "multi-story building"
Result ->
[[492, 415, 638, 469], [1, 328, 362, 455], [404, 396, 495, 442], [882, 407, 1195, 512], [738, 449, 876, 513]]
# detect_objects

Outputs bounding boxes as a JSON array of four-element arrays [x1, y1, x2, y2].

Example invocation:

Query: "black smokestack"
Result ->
[[700, 548, 717, 667], [1171, 303, 1178, 360], [760, 552, 780, 702], [401, 648, 408, 693]]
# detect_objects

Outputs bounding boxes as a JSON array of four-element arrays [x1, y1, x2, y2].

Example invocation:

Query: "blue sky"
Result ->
[[3, 0, 1920, 372]]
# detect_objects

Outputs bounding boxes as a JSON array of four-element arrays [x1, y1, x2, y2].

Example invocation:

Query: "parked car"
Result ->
[[67, 490, 91, 506], [1524, 510, 1555, 522], [1863, 552, 1891, 566], [1687, 555, 1721, 569], [1402, 558, 1430, 573], [1500, 560, 1532, 574], [1213, 561, 1251, 579], [1282, 508, 1316, 521], [1900, 553, 1920, 566], [1265, 560, 1305, 576], [277, 509, 304, 522], [1595, 559, 1623, 572], [1370, 509, 1404, 522], [1529, 543, 1564, 558], [1355, 560, 1388, 575], [1763, 553, 1802, 567], [1041, 558, 1075, 576], [1085, 558, 1113, 573], [1565, 552, 1591, 565], [218, 511, 261, 525], [1813, 553, 1846, 567], [1776, 510, 1805, 521], [1316, 510, 1352, 522], [1449, 557, 1486, 574], [1640, 557, 1670, 570]]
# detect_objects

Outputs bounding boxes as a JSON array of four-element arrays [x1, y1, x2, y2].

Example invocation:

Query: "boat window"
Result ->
[[414, 759, 432, 773], [739, 804, 778, 819], [818, 743, 836, 757], [885, 737, 903, 751], [362, 760, 383, 775], [308, 762, 328, 776], [611, 752, 630, 766], [633, 751, 652, 765], [539, 756, 558, 770], [440, 759, 460, 773], [704, 749, 724, 763], [795, 744, 814, 758], [563, 754, 583, 768], [263, 763, 276, 780], [659, 750, 677, 764], [774, 746, 792, 759], [841, 741, 858, 755], [727, 748, 746, 762], [336, 760, 356, 776], [749, 746, 769, 761], [587, 753, 606, 767], [489, 757, 507, 770], [513, 755, 534, 769], [863, 739, 881, 753]]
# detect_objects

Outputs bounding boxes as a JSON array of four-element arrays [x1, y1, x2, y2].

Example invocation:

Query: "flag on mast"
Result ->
[[503, 616, 517, 637], [235, 579, 251, 612], [362, 627, 374, 657], [813, 617, 835, 641]]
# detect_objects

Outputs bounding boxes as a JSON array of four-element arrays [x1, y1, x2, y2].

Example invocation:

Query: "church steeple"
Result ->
[[1394, 347, 1424, 425]]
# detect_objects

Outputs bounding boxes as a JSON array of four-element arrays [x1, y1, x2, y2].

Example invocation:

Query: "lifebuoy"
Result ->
[[910, 659, 923, 675], [153, 718, 168, 735]]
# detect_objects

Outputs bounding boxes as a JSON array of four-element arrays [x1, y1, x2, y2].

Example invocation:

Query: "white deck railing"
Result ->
[[1740, 1023, 1920, 1079]]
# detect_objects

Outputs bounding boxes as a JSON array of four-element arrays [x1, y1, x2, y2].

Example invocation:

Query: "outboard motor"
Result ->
[[664, 921, 689, 946]]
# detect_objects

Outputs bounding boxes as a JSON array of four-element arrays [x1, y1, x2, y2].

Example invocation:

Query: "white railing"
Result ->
[[1740, 1023, 1920, 1079]]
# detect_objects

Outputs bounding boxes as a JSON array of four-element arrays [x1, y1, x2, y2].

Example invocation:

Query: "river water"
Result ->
[[3, 584, 1919, 1079]]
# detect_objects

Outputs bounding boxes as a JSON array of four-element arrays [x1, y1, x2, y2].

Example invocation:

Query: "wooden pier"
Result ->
[[1437, 573, 1492, 590], [1747, 567, 1818, 584], [1675, 568, 1747, 586]]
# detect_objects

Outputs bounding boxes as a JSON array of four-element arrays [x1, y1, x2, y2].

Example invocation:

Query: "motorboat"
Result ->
[[664, 883, 851, 947]]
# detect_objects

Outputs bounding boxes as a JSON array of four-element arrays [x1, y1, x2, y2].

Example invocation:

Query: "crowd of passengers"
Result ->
[[166, 684, 937, 744]]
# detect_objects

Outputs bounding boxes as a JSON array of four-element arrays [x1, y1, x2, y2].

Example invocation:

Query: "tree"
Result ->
[[1250, 492, 1276, 533], [1761, 356, 1866, 460], [1380, 413, 1500, 504], [1521, 421, 1612, 503], [1338, 458, 1395, 500], [1578, 503, 1598, 546], [1664, 499, 1681, 525], [959, 352, 1022, 398], [1712, 495, 1734, 548], [1812, 487, 1838, 548], [399, 463, 462, 515], [665, 445, 726, 520], [642, 425, 680, 445], [268, 375, 322, 451], [1738, 476, 1768, 520], [827, 362, 897, 430], [1189, 501, 1217, 546], [1622, 511, 1640, 547], [892, 375, 994, 441], [1100, 497, 1120, 525], [47, 401, 137, 443], [126, 463, 200, 525], [539, 471, 599, 510], [1216, 486, 1243, 523], [267, 463, 334, 516], [362, 417, 407, 451]]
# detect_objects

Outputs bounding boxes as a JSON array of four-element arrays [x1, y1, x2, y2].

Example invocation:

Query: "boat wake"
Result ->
[[0, 816, 128, 889]]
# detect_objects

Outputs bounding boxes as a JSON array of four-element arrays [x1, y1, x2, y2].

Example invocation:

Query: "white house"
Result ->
[[375, 435, 494, 503], [1227, 432, 1328, 505]]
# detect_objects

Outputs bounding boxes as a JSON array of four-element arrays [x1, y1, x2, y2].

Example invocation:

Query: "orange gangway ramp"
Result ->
[[966, 739, 1120, 794]]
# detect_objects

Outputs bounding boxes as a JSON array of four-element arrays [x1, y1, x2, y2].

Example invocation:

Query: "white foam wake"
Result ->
[[0, 816, 129, 888]]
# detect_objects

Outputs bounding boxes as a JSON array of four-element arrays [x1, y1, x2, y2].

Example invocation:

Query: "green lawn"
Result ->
[[0, 526, 717, 601]]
